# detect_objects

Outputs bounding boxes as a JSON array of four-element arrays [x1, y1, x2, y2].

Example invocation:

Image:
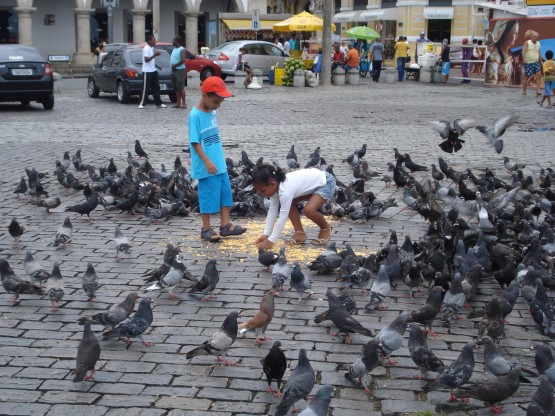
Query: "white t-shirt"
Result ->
[[263, 169, 327, 243], [283, 41, 290, 56], [142, 44, 156, 73]]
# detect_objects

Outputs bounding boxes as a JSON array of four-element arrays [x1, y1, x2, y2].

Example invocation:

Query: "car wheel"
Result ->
[[200, 67, 215, 81], [168, 92, 177, 103], [87, 78, 100, 98], [117, 82, 130, 104], [42, 95, 54, 110], [20, 100, 30, 105]]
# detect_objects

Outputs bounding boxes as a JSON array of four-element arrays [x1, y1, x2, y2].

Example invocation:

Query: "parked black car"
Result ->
[[0, 44, 54, 110], [87, 45, 175, 104]]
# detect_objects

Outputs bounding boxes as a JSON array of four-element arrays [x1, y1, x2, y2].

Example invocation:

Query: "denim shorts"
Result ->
[[198, 173, 233, 214], [314, 171, 336, 202], [442, 62, 450, 75], [544, 80, 553, 97]]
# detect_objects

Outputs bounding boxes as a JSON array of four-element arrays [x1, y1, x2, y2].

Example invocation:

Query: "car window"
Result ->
[[260, 44, 273, 55], [130, 50, 170, 67], [0, 45, 44, 61], [246, 44, 261, 55], [102, 51, 115, 66], [131, 51, 143, 66], [213, 42, 241, 52], [112, 50, 123, 67], [270, 45, 284, 57]]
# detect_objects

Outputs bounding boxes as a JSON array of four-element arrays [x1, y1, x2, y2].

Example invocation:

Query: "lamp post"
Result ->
[[102, 0, 118, 44]]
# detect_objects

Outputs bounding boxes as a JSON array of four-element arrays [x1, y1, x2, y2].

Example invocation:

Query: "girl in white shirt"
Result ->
[[253, 164, 336, 249]]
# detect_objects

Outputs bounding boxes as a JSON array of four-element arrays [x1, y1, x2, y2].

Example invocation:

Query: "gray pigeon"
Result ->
[[102, 297, 154, 347], [144, 254, 197, 299], [298, 385, 334, 416], [272, 247, 290, 291], [77, 292, 139, 331], [345, 337, 381, 394], [408, 324, 444, 379], [23, 251, 50, 287], [81, 262, 99, 302], [185, 311, 239, 366], [384, 244, 401, 286], [8, 218, 24, 248], [258, 248, 279, 271], [423, 342, 475, 401], [376, 312, 409, 365], [440, 273, 466, 327], [0, 258, 43, 304], [527, 375, 554, 416], [52, 216, 72, 249], [189, 259, 219, 302], [46, 261, 65, 312], [72, 321, 101, 382], [290, 262, 311, 302], [275, 349, 315, 416], [308, 241, 342, 275], [39, 196, 61, 214], [327, 289, 375, 344], [364, 264, 390, 312], [114, 225, 131, 259], [142, 243, 181, 284], [530, 279, 555, 337], [534, 343, 555, 386], [343, 254, 376, 295], [476, 115, 515, 154]]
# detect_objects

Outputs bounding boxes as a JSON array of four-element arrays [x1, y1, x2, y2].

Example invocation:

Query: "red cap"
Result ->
[[201, 76, 233, 98], [462, 38, 469, 44]]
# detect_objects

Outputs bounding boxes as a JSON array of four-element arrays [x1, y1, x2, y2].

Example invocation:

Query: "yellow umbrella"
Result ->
[[273, 11, 335, 32]]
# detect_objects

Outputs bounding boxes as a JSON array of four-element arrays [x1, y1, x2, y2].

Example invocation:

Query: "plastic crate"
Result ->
[[274, 68, 285, 86]]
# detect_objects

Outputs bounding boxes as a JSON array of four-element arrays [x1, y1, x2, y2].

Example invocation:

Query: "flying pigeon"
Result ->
[[430, 119, 475, 153], [476, 115, 515, 154]]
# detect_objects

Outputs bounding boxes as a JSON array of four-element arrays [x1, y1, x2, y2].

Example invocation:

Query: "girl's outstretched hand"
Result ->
[[256, 239, 274, 250], [254, 234, 269, 245]]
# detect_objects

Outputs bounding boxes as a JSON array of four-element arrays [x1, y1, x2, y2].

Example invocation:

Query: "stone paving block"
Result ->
[[0, 388, 42, 402], [89, 382, 145, 395], [45, 404, 108, 416], [39, 390, 100, 404], [96, 394, 157, 408], [0, 402, 52, 416], [154, 396, 212, 410], [381, 399, 436, 415], [105, 408, 166, 416]]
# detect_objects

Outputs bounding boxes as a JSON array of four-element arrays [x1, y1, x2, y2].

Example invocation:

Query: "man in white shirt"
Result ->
[[139, 34, 166, 109], [282, 37, 290, 56]]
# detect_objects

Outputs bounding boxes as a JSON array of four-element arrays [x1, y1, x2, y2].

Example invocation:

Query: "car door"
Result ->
[[94, 50, 114, 91], [104, 49, 123, 92], [269, 45, 287, 73], [244, 43, 262, 72]]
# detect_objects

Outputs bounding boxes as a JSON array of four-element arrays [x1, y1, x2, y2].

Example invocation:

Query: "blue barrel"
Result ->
[[269, 68, 275, 85]]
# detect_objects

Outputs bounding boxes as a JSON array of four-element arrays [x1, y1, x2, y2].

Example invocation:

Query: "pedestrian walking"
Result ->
[[139, 34, 166, 109], [394, 36, 409, 81], [522, 30, 542, 96], [439, 39, 451, 84], [370, 37, 384, 82]]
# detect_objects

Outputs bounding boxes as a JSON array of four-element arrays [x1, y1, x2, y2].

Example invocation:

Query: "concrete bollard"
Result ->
[[53, 72, 62, 94], [234, 70, 246, 88], [385, 67, 397, 84], [332, 67, 345, 86], [293, 69, 305, 87], [347, 67, 360, 85], [253, 69, 263, 88], [419, 66, 432, 83], [187, 70, 200, 89]]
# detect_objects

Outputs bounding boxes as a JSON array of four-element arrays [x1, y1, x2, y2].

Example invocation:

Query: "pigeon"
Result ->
[[142, 243, 181, 283], [72, 322, 101, 382], [430, 119, 475, 154], [376, 312, 409, 365], [46, 261, 65, 312], [144, 254, 196, 299], [113, 225, 131, 259], [530, 278, 555, 336], [290, 262, 311, 302], [408, 324, 444, 379], [477, 296, 505, 342], [405, 262, 424, 298], [308, 242, 342, 275], [39, 197, 62, 215], [258, 248, 279, 271], [65, 192, 99, 221], [313, 293, 356, 324], [454, 367, 521, 413], [238, 289, 277, 344], [0, 258, 43, 304], [14, 176, 28, 197], [189, 259, 219, 302], [403, 153, 429, 173], [343, 253, 376, 295], [304, 147, 321, 169], [408, 286, 444, 336], [52, 216, 72, 249], [479, 336, 531, 383], [23, 251, 50, 287], [476, 115, 515, 154], [135, 139, 148, 158], [384, 244, 401, 286], [271, 247, 290, 291], [297, 385, 334, 416], [345, 337, 381, 394], [78, 292, 139, 331], [327, 289, 374, 344], [186, 311, 239, 366], [8, 218, 24, 248], [440, 273, 466, 327], [534, 343, 555, 386], [81, 262, 99, 302], [274, 349, 315, 416], [286, 145, 300, 169], [423, 342, 476, 401], [527, 375, 554, 416], [102, 297, 154, 347], [262, 341, 287, 397], [364, 264, 391, 312]]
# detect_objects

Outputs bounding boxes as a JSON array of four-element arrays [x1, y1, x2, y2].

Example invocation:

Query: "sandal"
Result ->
[[219, 223, 247, 237], [537, 101, 543, 107], [286, 231, 306, 245], [201, 228, 221, 242], [312, 226, 332, 246]]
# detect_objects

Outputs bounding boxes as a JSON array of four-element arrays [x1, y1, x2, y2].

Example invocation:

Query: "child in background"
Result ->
[[188, 77, 247, 242], [537, 49, 554, 107], [253, 164, 336, 249]]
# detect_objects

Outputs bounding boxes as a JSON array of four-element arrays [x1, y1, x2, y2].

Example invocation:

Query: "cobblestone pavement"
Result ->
[[0, 76, 554, 416]]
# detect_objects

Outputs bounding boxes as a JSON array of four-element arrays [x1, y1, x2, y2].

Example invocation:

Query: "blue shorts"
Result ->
[[441, 62, 450, 75], [313, 172, 336, 202], [198, 173, 233, 214], [544, 80, 553, 97]]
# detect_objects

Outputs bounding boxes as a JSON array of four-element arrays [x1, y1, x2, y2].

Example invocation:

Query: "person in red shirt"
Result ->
[[331, 45, 344, 72]]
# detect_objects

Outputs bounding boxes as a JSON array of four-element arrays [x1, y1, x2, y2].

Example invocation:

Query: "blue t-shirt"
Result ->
[[170, 46, 185, 70], [188, 107, 227, 179]]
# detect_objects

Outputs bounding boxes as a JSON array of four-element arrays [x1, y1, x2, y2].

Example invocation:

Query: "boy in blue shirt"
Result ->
[[188, 77, 247, 242]]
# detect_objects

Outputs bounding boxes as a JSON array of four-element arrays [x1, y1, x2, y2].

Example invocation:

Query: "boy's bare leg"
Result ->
[[304, 194, 329, 230], [201, 214, 212, 230], [220, 206, 230, 228]]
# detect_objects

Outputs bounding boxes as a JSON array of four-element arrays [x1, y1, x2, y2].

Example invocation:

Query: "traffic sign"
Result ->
[[252, 9, 260, 31], [375, 23, 383, 31]]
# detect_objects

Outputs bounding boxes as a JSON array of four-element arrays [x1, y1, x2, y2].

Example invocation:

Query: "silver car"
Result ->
[[207, 40, 288, 78]]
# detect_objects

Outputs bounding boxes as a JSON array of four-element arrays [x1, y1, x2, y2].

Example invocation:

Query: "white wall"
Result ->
[[31, 0, 75, 56]]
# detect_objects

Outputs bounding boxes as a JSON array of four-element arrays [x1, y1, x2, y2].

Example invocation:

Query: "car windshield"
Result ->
[[0, 46, 44, 62], [130, 50, 170, 67]]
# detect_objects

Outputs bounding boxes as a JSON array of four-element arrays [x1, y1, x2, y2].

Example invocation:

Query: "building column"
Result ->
[[72, 8, 94, 65], [185, 12, 199, 54], [13, 6, 36, 45], [130, 9, 149, 43], [152, 0, 160, 39]]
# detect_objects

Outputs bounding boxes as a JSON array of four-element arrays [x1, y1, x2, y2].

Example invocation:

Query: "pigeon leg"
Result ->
[[344, 335, 353, 344], [361, 377, 373, 395], [408, 293, 414, 299], [291, 407, 302, 414], [87, 297, 96, 303], [84, 369, 96, 380], [449, 394, 459, 402], [359, 289, 369, 295], [168, 289, 179, 300], [491, 405, 504, 413], [274, 390, 282, 398], [266, 386, 274, 394], [138, 335, 154, 347], [375, 303, 388, 310], [10, 293, 20, 303], [380, 355, 398, 365], [50, 301, 58, 312]]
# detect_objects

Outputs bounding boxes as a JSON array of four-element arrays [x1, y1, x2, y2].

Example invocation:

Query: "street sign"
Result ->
[[375, 23, 383, 31], [252, 9, 260, 31]]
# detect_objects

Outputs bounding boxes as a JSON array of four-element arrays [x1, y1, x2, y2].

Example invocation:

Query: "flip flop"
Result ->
[[537, 101, 543, 107]]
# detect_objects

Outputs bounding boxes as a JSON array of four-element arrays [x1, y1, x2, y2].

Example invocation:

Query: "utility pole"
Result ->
[[321, 0, 332, 86]]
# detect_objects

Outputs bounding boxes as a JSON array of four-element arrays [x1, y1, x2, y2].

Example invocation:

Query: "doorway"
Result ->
[[427, 19, 451, 43]]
